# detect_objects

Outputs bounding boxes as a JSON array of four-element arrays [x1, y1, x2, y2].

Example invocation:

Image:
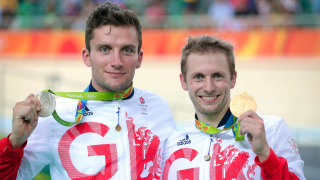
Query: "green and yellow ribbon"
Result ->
[[45, 85, 133, 126], [195, 114, 244, 141]]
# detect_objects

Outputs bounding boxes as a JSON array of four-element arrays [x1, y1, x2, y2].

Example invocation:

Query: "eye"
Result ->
[[100, 47, 109, 53], [194, 75, 203, 80], [214, 74, 223, 80], [123, 48, 132, 53]]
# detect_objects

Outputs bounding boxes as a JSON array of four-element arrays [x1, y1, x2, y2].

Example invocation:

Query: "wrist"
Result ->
[[9, 134, 27, 150], [257, 146, 270, 163]]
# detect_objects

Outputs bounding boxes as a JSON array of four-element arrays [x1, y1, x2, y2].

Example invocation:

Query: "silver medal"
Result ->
[[36, 91, 56, 117]]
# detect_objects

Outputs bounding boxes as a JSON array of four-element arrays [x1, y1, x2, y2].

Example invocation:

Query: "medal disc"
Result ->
[[36, 91, 56, 117], [204, 154, 211, 161], [115, 125, 121, 131], [230, 93, 257, 118]]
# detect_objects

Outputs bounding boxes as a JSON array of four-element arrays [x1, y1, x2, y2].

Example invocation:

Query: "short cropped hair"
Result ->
[[180, 35, 235, 80], [85, 2, 142, 53]]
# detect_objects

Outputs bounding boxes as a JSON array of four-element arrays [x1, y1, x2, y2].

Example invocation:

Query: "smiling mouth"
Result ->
[[106, 72, 126, 77], [108, 71, 125, 74], [200, 96, 218, 100], [107, 72, 125, 75]]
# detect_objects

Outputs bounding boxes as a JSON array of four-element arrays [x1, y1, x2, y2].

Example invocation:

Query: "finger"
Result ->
[[23, 108, 34, 121], [238, 110, 262, 122], [27, 94, 41, 111], [13, 108, 32, 121], [25, 99, 36, 120], [25, 95, 40, 120], [239, 116, 256, 135], [29, 115, 38, 127], [239, 122, 247, 135], [238, 110, 253, 120], [241, 116, 265, 138], [13, 100, 35, 121]]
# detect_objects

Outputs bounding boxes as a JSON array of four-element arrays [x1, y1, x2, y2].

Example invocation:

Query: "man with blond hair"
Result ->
[[161, 35, 305, 180]]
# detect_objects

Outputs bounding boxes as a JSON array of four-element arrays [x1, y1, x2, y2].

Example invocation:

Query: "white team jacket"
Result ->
[[161, 113, 305, 180], [17, 87, 176, 180]]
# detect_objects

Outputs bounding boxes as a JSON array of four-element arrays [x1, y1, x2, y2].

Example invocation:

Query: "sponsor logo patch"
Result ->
[[177, 135, 191, 146], [83, 106, 93, 116]]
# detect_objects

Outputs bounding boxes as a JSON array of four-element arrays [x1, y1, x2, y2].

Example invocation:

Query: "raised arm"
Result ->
[[0, 93, 40, 179]]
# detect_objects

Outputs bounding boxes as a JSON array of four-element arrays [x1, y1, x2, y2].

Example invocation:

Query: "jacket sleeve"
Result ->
[[0, 134, 26, 180], [255, 118, 306, 180], [254, 148, 300, 180]]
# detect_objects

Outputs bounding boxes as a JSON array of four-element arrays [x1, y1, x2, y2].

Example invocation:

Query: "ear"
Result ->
[[180, 73, 188, 91], [230, 71, 237, 89], [82, 48, 91, 67], [136, 50, 143, 69]]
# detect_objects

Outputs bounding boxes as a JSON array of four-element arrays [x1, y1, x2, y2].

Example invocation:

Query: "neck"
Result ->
[[91, 80, 128, 93], [196, 102, 230, 128]]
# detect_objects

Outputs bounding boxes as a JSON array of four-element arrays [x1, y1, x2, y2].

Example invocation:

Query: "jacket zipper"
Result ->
[[117, 101, 126, 179]]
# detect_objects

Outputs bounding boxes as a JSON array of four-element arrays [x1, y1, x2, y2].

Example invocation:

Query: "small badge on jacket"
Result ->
[[139, 97, 148, 115], [288, 139, 299, 155]]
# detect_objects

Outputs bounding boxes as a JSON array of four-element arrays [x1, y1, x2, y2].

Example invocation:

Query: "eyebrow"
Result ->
[[94, 43, 137, 50], [122, 44, 137, 50], [212, 72, 223, 76], [191, 71, 225, 77]]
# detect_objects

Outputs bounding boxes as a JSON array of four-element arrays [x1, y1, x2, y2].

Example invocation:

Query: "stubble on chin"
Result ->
[[100, 79, 132, 92]]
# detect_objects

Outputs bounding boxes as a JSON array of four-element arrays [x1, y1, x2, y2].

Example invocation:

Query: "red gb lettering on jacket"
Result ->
[[210, 138, 257, 180], [126, 112, 162, 180], [163, 138, 258, 180], [163, 148, 199, 180], [58, 122, 118, 180]]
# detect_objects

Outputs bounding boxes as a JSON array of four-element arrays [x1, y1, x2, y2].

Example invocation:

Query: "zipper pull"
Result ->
[[117, 101, 120, 112], [205, 138, 214, 161], [115, 101, 121, 131]]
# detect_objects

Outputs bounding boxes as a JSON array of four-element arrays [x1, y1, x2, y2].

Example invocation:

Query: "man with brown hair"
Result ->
[[161, 35, 305, 179], [0, 2, 176, 179]]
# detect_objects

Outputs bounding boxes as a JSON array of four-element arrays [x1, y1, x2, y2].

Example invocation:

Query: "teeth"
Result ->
[[202, 96, 217, 100]]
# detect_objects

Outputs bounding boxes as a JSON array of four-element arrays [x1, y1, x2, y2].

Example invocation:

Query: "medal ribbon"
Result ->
[[45, 85, 133, 101], [47, 85, 133, 127], [195, 114, 244, 141]]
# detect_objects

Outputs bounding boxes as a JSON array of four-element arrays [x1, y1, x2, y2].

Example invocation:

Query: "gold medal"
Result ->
[[115, 125, 121, 131], [204, 154, 211, 161], [230, 93, 257, 118]]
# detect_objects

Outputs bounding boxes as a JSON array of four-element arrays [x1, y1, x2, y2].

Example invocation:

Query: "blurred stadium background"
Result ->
[[0, 0, 319, 179]]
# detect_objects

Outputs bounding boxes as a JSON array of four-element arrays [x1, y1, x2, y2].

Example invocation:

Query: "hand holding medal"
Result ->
[[230, 93, 257, 141], [10, 85, 133, 149], [36, 91, 56, 117], [230, 93, 270, 161]]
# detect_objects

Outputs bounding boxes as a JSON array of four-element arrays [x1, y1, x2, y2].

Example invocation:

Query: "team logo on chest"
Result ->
[[138, 97, 148, 115], [139, 97, 145, 104]]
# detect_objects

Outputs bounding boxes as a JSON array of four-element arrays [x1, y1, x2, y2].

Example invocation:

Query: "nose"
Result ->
[[203, 78, 215, 94], [110, 50, 123, 68]]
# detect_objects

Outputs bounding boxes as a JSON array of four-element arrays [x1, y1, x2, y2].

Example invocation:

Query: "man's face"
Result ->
[[180, 52, 236, 116], [82, 25, 143, 92]]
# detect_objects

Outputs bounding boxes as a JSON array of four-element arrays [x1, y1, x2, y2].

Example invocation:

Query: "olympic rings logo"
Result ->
[[86, 93, 97, 99]]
